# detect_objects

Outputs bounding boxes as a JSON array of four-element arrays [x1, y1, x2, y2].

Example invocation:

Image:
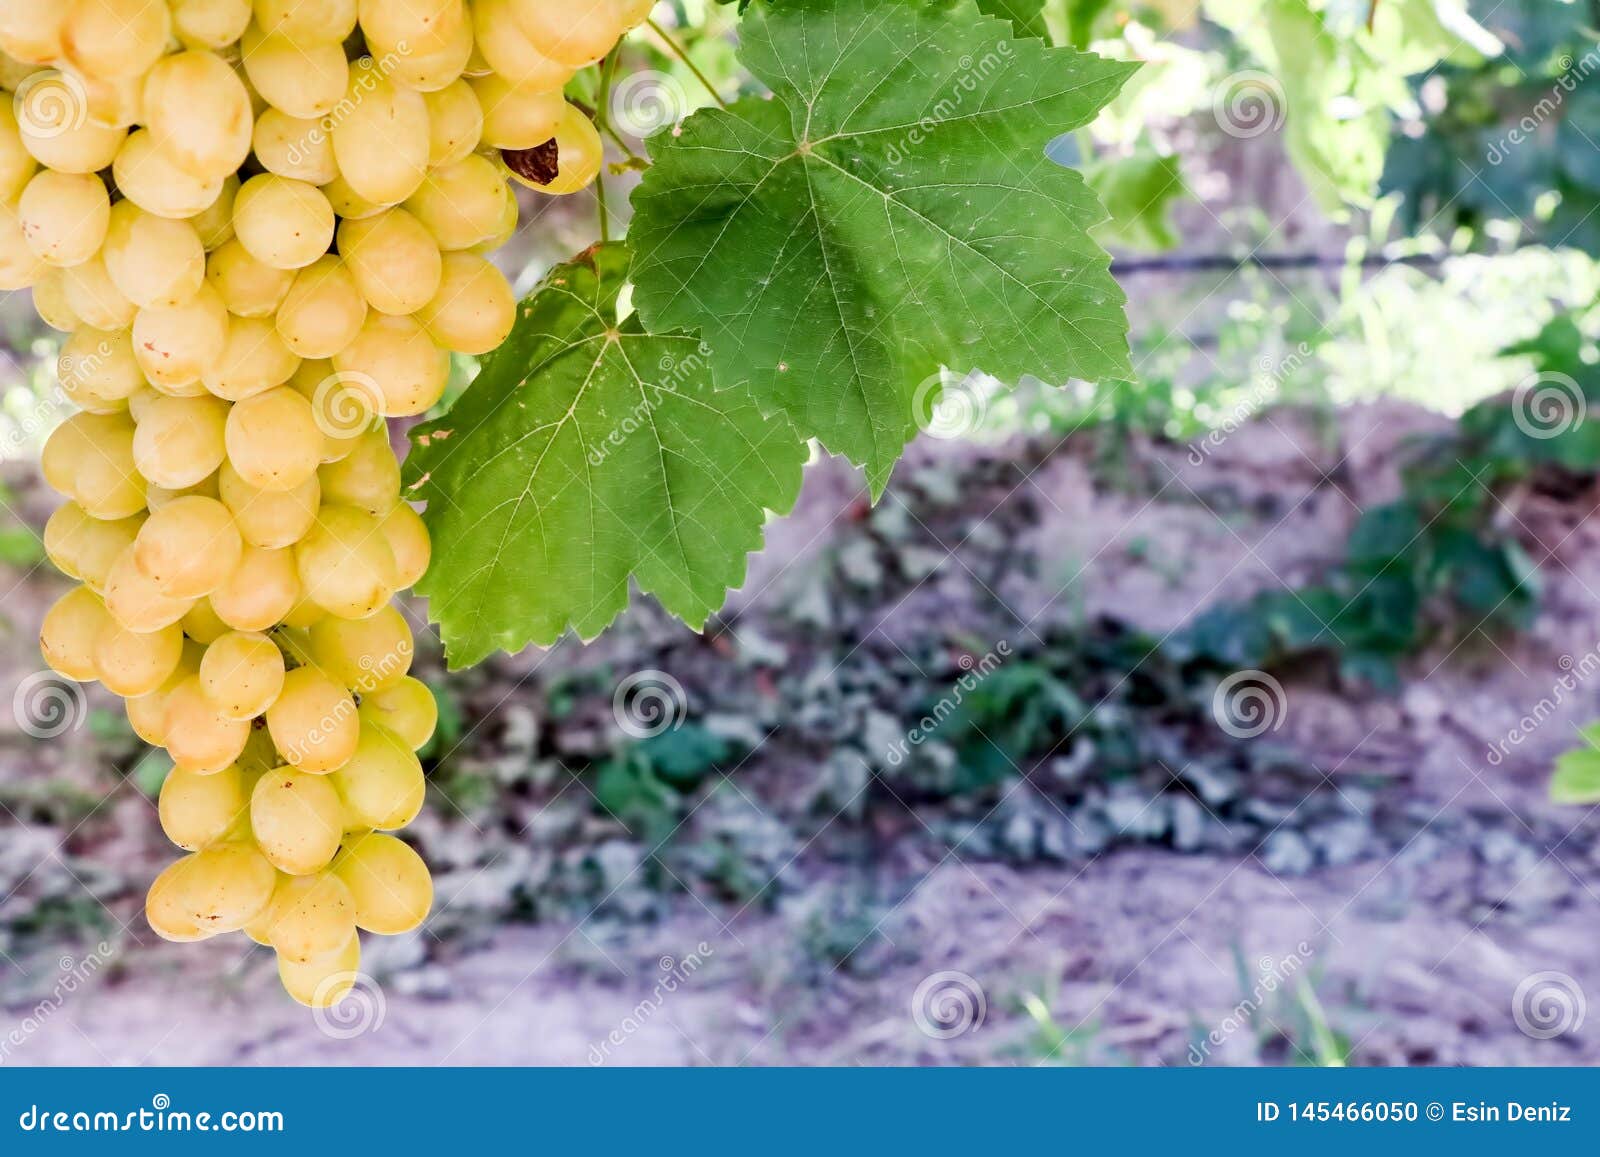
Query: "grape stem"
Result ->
[[646, 17, 729, 110], [596, 51, 619, 244]]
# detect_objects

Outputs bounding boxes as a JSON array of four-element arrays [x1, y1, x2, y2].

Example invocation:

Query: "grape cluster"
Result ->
[[9, 0, 645, 1007]]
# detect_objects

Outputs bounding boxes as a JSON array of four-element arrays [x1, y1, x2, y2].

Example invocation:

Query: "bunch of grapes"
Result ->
[[7, 0, 647, 1007]]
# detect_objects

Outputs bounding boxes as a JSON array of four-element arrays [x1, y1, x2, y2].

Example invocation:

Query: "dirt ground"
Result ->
[[5, 397, 1600, 1068]]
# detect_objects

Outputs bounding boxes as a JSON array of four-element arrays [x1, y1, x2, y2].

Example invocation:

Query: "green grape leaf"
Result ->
[[631, 0, 1135, 492], [405, 244, 807, 666], [974, 0, 1048, 37]]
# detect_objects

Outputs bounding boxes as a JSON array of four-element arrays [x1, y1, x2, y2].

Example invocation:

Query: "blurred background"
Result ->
[[6, 0, 1600, 1065]]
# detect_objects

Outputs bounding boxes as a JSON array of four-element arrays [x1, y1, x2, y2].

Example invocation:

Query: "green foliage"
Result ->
[[1381, 0, 1596, 254], [413, 0, 1137, 660], [632, 0, 1134, 491], [1207, 0, 1498, 215], [406, 244, 807, 666], [1085, 150, 1186, 251], [1188, 312, 1600, 688]]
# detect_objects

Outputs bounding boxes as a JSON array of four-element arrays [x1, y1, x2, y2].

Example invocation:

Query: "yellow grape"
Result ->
[[94, 620, 183, 697], [472, 0, 574, 92], [103, 201, 207, 310], [158, 762, 248, 851], [308, 605, 413, 692], [148, 841, 277, 938], [277, 256, 367, 358], [260, 872, 357, 963], [219, 460, 321, 548], [295, 504, 398, 620], [0, 200, 44, 289], [145, 858, 211, 942], [332, 314, 450, 418], [379, 503, 431, 589], [103, 546, 195, 633], [59, 328, 144, 413], [357, 676, 438, 751], [114, 130, 225, 220], [404, 154, 509, 251], [337, 208, 442, 315], [330, 721, 425, 830], [144, 472, 220, 511], [181, 598, 231, 644], [126, 642, 203, 746], [132, 394, 230, 489], [201, 315, 302, 401], [32, 268, 78, 331], [332, 831, 432, 934], [131, 283, 231, 391], [319, 173, 387, 222], [224, 387, 324, 491], [199, 630, 286, 718], [45, 412, 147, 519], [61, 0, 171, 81], [132, 495, 243, 598], [60, 260, 134, 332], [233, 174, 336, 271], [469, 73, 566, 150], [45, 507, 142, 592], [417, 252, 516, 355], [277, 932, 359, 1008], [18, 170, 110, 267], [383, 10, 473, 92], [253, 109, 338, 185], [521, 104, 604, 197], [253, 0, 358, 44], [206, 237, 295, 318], [251, 765, 344, 875], [209, 545, 301, 632], [358, 0, 465, 56], [318, 428, 401, 515], [0, 103, 36, 202], [266, 664, 360, 772], [0, 0, 67, 65], [422, 80, 483, 166], [240, 24, 349, 119], [163, 675, 251, 774], [189, 176, 239, 250], [17, 110, 125, 176], [143, 51, 255, 181], [329, 60, 430, 204], [509, 0, 624, 68], [40, 585, 111, 681], [170, 0, 254, 49]]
